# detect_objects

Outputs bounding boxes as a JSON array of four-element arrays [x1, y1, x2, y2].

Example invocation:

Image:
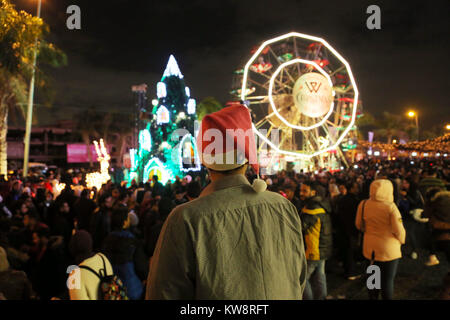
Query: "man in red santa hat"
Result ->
[[146, 103, 306, 299]]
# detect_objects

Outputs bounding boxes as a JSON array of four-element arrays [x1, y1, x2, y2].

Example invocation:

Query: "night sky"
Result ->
[[13, 0, 450, 130]]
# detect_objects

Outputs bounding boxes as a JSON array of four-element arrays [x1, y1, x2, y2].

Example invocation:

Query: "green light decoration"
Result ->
[[128, 55, 200, 185], [278, 53, 293, 62], [143, 157, 175, 184]]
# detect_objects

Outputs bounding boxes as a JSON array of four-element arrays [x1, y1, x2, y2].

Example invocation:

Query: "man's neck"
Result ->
[[209, 172, 242, 182]]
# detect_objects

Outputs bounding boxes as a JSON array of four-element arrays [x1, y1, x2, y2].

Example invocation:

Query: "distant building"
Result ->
[[7, 121, 77, 170]]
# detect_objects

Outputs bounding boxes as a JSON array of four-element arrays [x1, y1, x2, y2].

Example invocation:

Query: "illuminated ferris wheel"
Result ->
[[232, 32, 360, 171]]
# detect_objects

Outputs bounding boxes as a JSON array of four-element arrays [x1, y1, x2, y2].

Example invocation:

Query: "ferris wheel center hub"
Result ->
[[293, 72, 333, 118]]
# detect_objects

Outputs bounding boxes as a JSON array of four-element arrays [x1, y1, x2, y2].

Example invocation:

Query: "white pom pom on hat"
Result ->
[[252, 178, 267, 193]]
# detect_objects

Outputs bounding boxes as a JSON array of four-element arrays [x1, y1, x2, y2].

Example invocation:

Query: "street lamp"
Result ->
[[23, 0, 42, 177], [446, 124, 450, 131], [407, 110, 419, 141]]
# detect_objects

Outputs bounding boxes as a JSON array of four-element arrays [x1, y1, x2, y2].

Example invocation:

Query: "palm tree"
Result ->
[[74, 108, 103, 167], [74, 109, 133, 168], [0, 0, 66, 175], [374, 111, 406, 144], [355, 111, 376, 141], [196, 97, 223, 121]]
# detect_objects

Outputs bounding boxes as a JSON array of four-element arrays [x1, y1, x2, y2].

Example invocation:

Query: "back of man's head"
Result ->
[[186, 181, 201, 199]]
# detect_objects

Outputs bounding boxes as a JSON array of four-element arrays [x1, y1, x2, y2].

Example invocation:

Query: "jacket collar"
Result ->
[[200, 174, 250, 198]]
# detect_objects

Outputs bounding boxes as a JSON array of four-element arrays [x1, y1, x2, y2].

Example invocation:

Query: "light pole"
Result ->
[[407, 110, 419, 141], [23, 0, 42, 177]]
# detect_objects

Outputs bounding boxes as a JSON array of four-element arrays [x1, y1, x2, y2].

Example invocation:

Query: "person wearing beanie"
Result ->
[[147, 104, 307, 300], [68, 230, 114, 300]]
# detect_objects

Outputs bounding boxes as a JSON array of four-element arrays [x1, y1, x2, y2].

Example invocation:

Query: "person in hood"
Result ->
[[355, 179, 406, 300], [146, 104, 307, 300]]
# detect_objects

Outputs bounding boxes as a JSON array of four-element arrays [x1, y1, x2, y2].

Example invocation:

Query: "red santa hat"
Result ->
[[196, 103, 267, 192]]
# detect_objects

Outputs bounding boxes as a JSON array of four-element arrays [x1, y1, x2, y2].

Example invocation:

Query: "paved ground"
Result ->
[[324, 221, 449, 300], [326, 246, 449, 300]]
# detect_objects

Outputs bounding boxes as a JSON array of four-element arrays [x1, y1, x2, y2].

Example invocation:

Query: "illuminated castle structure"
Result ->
[[128, 55, 200, 184]]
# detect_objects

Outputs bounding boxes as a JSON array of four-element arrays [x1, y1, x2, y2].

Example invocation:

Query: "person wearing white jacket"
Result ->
[[355, 179, 406, 300]]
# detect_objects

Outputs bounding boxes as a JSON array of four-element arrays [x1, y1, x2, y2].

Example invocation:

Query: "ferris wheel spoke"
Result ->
[[283, 64, 297, 84], [268, 46, 283, 67], [257, 125, 274, 152], [255, 116, 270, 128], [293, 38, 302, 76], [256, 70, 292, 91], [329, 65, 345, 77], [247, 77, 268, 91]]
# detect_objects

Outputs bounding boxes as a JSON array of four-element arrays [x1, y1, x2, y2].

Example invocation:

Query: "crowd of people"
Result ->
[[0, 156, 448, 300]]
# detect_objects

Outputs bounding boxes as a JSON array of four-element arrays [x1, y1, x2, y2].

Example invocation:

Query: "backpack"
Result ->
[[79, 253, 129, 300]]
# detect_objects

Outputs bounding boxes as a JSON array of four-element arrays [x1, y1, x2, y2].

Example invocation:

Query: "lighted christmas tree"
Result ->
[[129, 55, 200, 184]]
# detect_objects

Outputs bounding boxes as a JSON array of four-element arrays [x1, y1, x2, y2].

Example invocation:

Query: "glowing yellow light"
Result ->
[[86, 139, 111, 190], [407, 111, 415, 117], [55, 182, 65, 192], [446, 124, 450, 130], [392, 139, 397, 144]]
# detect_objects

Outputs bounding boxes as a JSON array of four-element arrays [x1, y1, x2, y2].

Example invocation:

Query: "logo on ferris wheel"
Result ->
[[305, 81, 322, 93]]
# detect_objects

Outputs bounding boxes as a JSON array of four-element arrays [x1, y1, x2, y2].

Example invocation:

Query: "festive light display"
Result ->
[[143, 157, 174, 184], [359, 133, 450, 154], [163, 54, 184, 79], [157, 82, 167, 98], [129, 55, 199, 184], [240, 32, 359, 161], [54, 183, 66, 197], [86, 139, 111, 190], [179, 134, 201, 172], [187, 98, 196, 115], [139, 128, 152, 152], [278, 53, 294, 62], [156, 105, 170, 124], [250, 62, 273, 73]]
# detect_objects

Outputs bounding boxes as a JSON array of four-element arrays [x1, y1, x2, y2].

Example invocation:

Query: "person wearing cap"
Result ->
[[146, 104, 307, 300]]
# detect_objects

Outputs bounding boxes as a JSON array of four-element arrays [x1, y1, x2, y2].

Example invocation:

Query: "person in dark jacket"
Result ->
[[102, 208, 148, 300], [151, 175, 165, 198], [89, 193, 113, 251], [336, 181, 361, 279], [29, 227, 67, 300], [146, 197, 175, 257], [50, 201, 72, 248], [399, 179, 425, 260], [299, 181, 333, 300], [72, 189, 97, 231], [423, 188, 450, 299]]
